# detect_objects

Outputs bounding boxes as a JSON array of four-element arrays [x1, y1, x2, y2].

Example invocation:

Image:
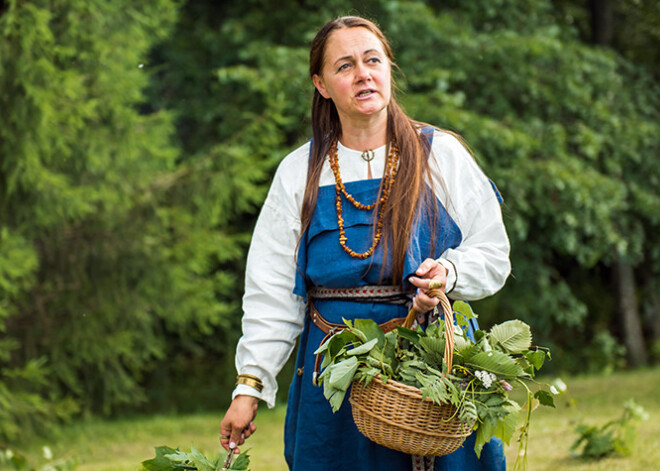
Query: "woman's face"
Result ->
[[313, 27, 391, 125]]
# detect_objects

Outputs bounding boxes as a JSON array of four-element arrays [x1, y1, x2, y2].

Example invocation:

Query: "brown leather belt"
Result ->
[[309, 301, 407, 385], [307, 285, 411, 305]]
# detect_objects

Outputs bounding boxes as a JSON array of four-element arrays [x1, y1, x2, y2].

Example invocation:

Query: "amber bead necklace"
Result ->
[[328, 139, 400, 259]]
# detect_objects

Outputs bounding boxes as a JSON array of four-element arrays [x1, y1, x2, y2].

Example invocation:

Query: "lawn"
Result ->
[[5, 368, 660, 471]]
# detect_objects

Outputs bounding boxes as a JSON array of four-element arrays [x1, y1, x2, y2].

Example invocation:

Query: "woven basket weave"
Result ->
[[349, 375, 471, 456], [348, 287, 472, 456]]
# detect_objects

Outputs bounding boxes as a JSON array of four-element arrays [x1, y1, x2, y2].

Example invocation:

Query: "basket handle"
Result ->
[[402, 280, 454, 375]]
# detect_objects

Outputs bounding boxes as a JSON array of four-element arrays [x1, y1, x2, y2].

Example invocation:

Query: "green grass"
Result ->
[[506, 368, 660, 471], [5, 368, 660, 471], [3, 408, 289, 471]]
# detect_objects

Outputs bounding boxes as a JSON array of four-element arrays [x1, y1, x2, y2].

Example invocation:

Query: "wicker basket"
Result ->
[[348, 287, 472, 456]]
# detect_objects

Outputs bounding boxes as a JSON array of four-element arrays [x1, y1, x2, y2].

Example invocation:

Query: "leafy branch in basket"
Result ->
[[141, 446, 250, 471], [314, 302, 556, 463]]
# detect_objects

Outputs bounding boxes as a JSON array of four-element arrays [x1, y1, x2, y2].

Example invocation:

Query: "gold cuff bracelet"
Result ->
[[236, 374, 264, 393]]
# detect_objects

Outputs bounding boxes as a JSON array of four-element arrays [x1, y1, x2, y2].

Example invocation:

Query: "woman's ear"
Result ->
[[312, 74, 330, 99]]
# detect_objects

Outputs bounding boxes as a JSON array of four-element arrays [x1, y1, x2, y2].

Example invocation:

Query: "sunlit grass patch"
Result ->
[[7, 368, 660, 471]]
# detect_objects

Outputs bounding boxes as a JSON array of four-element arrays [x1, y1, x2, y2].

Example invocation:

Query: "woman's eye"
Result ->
[[337, 63, 350, 72], [368, 57, 381, 64]]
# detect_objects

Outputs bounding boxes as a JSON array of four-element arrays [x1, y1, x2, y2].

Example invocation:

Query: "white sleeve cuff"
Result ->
[[232, 384, 267, 405], [437, 257, 457, 294]]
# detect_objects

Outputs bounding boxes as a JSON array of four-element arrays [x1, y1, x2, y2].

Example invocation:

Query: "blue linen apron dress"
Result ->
[[284, 136, 506, 471]]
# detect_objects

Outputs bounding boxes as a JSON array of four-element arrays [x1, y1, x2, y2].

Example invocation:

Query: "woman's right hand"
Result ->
[[220, 395, 259, 454]]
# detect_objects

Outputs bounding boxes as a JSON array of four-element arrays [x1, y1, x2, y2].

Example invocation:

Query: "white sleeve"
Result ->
[[232, 149, 307, 408], [430, 132, 511, 301]]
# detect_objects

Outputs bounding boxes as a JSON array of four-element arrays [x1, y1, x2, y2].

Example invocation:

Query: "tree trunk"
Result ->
[[590, 0, 614, 46], [613, 256, 648, 366], [647, 289, 660, 348]]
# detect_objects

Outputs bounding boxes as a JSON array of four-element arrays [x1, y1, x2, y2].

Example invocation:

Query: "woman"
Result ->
[[220, 16, 510, 471]]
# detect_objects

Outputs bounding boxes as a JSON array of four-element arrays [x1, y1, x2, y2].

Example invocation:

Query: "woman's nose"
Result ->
[[354, 62, 371, 82]]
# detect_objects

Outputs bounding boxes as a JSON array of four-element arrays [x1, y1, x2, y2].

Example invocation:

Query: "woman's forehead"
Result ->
[[324, 27, 385, 61]]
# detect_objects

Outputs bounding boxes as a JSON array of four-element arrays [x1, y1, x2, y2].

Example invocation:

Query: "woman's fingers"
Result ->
[[415, 257, 438, 277], [409, 258, 449, 312], [220, 396, 259, 453], [243, 421, 256, 439], [410, 259, 448, 313], [412, 289, 440, 312], [408, 275, 431, 290]]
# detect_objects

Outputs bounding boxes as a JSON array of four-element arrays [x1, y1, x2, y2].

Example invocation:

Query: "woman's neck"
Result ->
[[338, 111, 388, 151]]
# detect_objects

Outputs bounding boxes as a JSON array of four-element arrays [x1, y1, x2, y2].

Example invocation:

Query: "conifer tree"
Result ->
[[0, 0, 180, 438]]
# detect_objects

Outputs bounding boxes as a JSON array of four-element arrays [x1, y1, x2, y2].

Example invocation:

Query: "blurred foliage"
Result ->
[[570, 399, 649, 459], [0, 445, 78, 470], [552, 0, 660, 79], [0, 0, 658, 443], [0, 0, 180, 440]]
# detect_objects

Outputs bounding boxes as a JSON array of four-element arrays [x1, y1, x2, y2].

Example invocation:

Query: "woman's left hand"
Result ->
[[408, 258, 447, 313]]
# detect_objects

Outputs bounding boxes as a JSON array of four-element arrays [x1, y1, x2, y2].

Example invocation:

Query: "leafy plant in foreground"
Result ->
[[315, 302, 556, 467], [571, 399, 649, 459], [0, 446, 77, 471], [141, 446, 250, 471]]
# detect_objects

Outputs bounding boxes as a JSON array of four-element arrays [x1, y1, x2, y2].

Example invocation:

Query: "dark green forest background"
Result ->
[[1, 0, 659, 443]]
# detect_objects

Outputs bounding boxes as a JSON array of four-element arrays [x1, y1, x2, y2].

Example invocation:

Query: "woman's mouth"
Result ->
[[356, 89, 375, 98]]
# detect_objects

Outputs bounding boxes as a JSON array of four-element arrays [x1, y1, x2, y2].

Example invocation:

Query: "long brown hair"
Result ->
[[302, 16, 438, 286]]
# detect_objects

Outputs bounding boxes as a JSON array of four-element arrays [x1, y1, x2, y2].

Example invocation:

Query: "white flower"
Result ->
[[551, 378, 567, 395], [550, 385, 559, 395], [5, 449, 13, 459], [475, 370, 493, 389], [43, 446, 53, 460]]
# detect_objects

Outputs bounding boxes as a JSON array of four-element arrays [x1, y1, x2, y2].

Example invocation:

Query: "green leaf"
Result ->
[[354, 318, 385, 348], [459, 400, 478, 426], [381, 336, 398, 369], [395, 326, 421, 346], [534, 390, 556, 408], [455, 342, 481, 364], [314, 340, 329, 356], [400, 359, 427, 370], [420, 336, 445, 355], [494, 402, 521, 445], [327, 330, 357, 358], [327, 356, 358, 391], [164, 448, 215, 471], [517, 356, 534, 376], [323, 384, 347, 412], [525, 350, 546, 370], [453, 334, 473, 353], [488, 320, 532, 353], [344, 319, 367, 342], [163, 450, 190, 463], [474, 417, 496, 458], [355, 366, 380, 386], [347, 338, 378, 357], [466, 351, 526, 378], [188, 447, 217, 471], [228, 450, 251, 470], [314, 330, 356, 357], [141, 446, 179, 471], [416, 372, 452, 407], [453, 301, 476, 328], [419, 336, 446, 368]]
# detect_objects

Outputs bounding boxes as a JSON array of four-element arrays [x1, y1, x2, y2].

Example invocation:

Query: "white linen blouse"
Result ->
[[232, 130, 511, 408]]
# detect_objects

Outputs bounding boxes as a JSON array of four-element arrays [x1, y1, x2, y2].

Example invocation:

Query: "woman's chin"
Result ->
[[350, 103, 389, 120]]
